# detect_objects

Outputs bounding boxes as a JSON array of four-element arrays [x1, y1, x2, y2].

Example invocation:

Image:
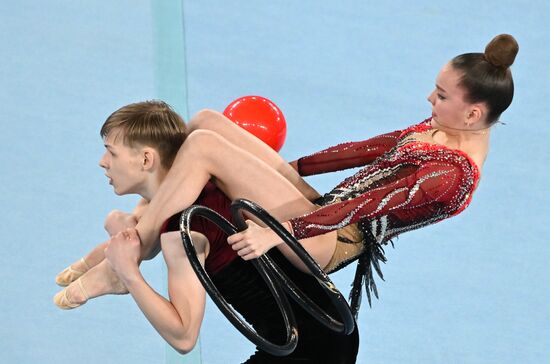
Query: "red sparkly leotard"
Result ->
[[289, 118, 480, 314]]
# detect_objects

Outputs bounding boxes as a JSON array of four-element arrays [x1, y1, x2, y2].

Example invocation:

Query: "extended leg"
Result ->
[[187, 109, 320, 201]]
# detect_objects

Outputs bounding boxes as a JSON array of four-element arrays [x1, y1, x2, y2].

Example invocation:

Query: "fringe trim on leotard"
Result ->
[[349, 224, 392, 318]]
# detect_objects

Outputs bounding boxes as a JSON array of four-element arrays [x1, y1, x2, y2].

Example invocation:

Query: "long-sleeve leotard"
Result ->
[[288, 119, 480, 314], [290, 119, 479, 269], [296, 130, 402, 176]]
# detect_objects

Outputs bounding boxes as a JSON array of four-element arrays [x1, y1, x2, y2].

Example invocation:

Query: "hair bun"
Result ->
[[484, 34, 519, 69]]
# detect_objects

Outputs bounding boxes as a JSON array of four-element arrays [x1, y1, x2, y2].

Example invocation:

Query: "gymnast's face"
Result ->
[[99, 129, 146, 196], [427, 63, 483, 130]]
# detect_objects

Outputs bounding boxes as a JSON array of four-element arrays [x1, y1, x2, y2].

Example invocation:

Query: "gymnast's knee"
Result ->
[[104, 210, 137, 235], [184, 129, 226, 156], [187, 109, 223, 133]]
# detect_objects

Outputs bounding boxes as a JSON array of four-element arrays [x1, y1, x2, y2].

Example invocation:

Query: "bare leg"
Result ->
[[136, 129, 336, 268], [187, 109, 320, 201]]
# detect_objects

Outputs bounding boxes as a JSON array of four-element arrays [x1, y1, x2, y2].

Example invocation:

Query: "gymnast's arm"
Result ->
[[105, 229, 208, 354], [289, 129, 402, 176], [230, 161, 464, 265]]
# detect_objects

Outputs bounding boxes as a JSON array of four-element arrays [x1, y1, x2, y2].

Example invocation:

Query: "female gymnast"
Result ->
[[57, 34, 518, 318], [55, 101, 359, 363]]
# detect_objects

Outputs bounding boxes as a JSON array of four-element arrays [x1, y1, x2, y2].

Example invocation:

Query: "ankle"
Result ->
[[83, 242, 109, 267]]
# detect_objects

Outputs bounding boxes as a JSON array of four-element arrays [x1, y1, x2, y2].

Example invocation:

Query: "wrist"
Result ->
[[118, 265, 142, 287], [269, 228, 284, 248]]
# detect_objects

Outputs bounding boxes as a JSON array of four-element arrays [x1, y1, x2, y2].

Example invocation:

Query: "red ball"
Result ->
[[223, 96, 287, 151]]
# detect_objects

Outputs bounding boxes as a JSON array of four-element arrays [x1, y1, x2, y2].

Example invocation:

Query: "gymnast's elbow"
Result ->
[[170, 337, 198, 355]]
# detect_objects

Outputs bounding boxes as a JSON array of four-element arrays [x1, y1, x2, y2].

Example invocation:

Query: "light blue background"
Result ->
[[1, 1, 548, 363]]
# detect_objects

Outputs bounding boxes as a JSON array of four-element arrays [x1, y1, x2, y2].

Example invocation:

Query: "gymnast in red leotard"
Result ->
[[285, 118, 481, 310], [59, 33, 518, 327]]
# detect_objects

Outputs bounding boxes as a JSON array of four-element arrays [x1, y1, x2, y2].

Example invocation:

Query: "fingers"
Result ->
[[125, 227, 140, 241], [227, 237, 253, 255], [227, 220, 270, 260], [231, 243, 258, 258], [117, 228, 137, 241], [227, 231, 244, 245], [110, 229, 140, 244], [229, 241, 262, 259], [241, 252, 261, 260], [106, 230, 140, 259], [227, 236, 265, 259], [227, 219, 259, 244], [104, 229, 142, 271]]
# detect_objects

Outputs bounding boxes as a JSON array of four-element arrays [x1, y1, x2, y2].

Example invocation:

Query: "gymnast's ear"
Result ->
[[466, 103, 486, 126], [141, 147, 157, 171]]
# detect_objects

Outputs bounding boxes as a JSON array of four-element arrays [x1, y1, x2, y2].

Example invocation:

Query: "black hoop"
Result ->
[[179, 205, 298, 357], [230, 199, 355, 335]]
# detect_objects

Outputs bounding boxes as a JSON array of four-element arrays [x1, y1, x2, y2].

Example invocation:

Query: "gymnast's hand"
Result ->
[[104, 228, 141, 281], [227, 220, 282, 260]]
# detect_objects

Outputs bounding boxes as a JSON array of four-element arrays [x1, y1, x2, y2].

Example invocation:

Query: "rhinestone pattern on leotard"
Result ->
[[289, 119, 480, 315]]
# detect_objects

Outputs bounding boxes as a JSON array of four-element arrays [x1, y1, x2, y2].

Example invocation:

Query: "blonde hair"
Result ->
[[100, 100, 187, 169]]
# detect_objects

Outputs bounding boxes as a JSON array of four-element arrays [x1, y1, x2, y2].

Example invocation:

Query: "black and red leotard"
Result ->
[[289, 118, 480, 313]]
